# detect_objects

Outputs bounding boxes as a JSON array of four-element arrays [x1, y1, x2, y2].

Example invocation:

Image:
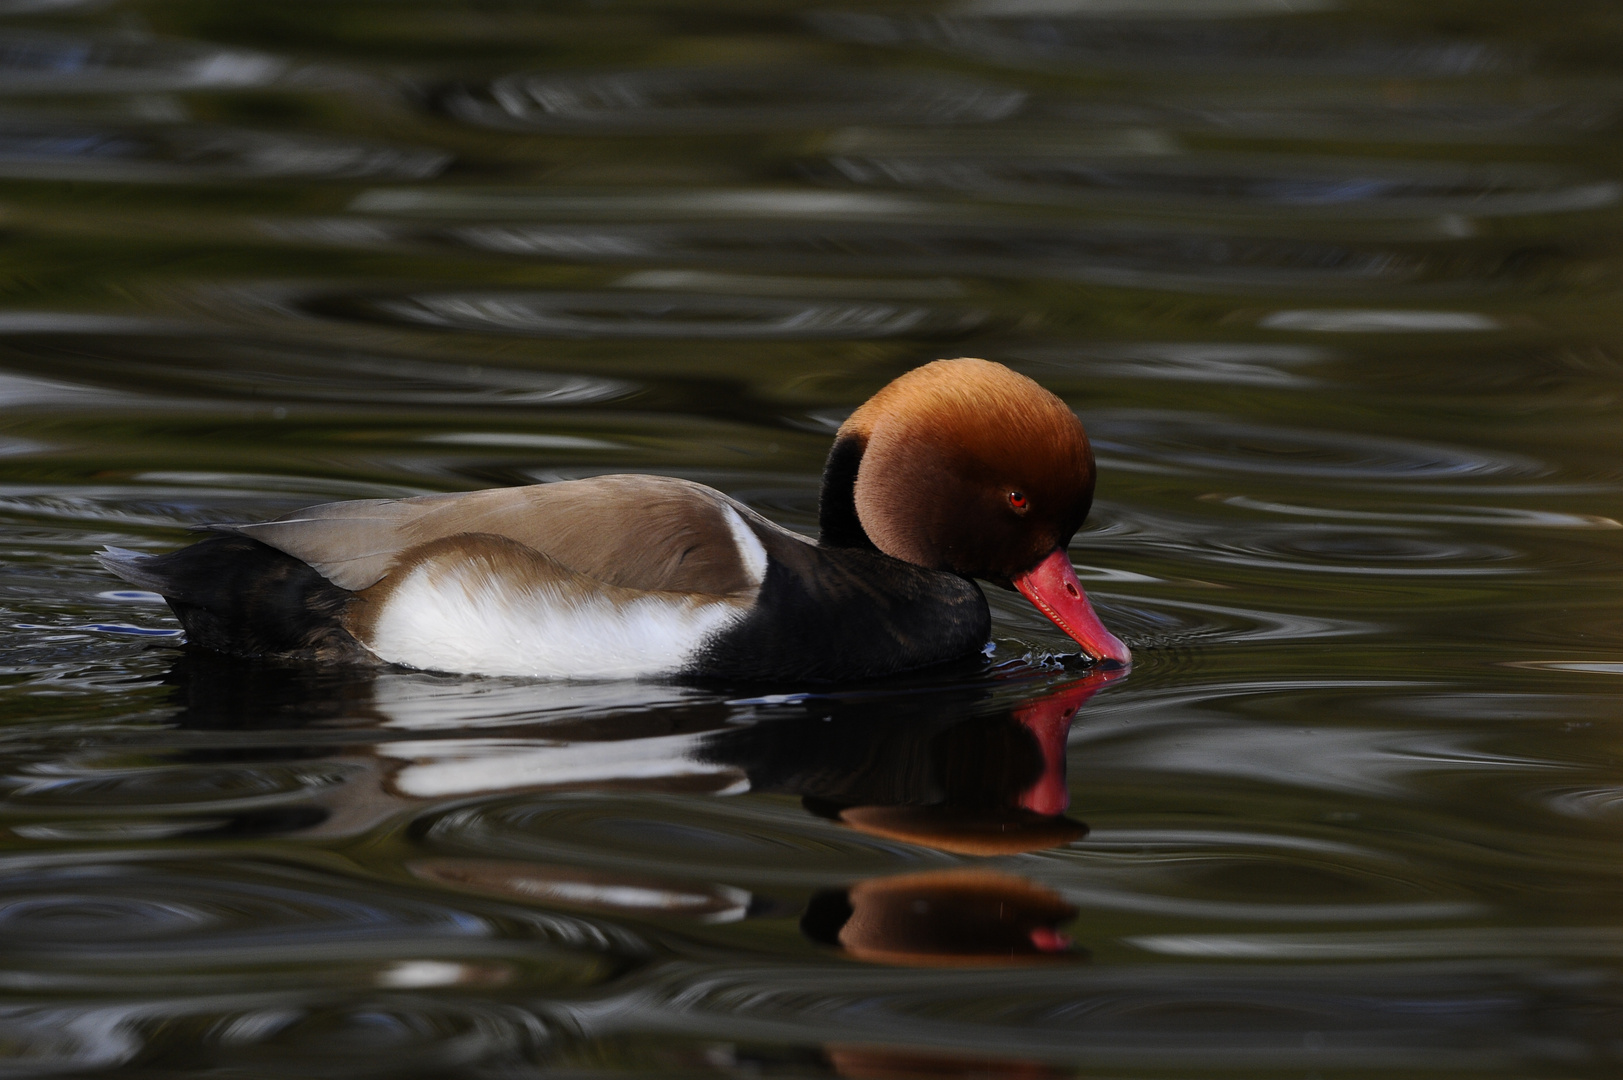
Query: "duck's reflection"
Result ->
[[802, 869, 1078, 967], [705, 678, 1098, 855], [823, 1044, 1065, 1080], [160, 652, 1118, 963]]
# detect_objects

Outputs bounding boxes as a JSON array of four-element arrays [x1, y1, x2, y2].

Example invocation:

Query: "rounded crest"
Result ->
[[839, 358, 1095, 582]]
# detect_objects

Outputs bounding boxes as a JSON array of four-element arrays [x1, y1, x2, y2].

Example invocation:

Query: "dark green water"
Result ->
[[2, 0, 1623, 1075]]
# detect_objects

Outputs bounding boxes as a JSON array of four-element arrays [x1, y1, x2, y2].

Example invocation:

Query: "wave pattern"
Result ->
[[1, 0, 1622, 1074]]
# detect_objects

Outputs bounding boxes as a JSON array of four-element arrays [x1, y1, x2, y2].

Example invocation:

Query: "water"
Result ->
[[1, 0, 1621, 1074]]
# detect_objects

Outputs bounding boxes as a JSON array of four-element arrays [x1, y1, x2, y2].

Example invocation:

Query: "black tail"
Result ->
[[98, 535, 371, 663]]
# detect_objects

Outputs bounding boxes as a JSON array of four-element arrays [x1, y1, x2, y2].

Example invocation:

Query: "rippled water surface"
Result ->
[[3, 0, 1623, 1075]]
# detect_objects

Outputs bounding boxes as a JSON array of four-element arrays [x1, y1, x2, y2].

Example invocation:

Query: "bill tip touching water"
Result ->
[[98, 357, 1130, 680]]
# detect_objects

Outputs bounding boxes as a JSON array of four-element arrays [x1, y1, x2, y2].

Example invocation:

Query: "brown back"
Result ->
[[229, 474, 766, 597]]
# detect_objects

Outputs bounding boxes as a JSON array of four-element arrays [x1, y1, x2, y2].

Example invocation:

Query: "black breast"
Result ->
[[687, 528, 991, 684]]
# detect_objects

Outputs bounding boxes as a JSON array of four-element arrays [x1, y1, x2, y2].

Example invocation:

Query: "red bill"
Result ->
[[1013, 549, 1132, 666]]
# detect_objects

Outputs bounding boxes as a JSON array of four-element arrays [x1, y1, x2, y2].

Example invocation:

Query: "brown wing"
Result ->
[[225, 474, 767, 597]]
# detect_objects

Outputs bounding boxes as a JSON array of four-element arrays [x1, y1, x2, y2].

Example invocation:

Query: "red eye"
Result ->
[[1008, 490, 1028, 510]]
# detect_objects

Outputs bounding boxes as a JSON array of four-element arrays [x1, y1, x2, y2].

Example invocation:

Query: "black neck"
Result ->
[[817, 433, 878, 551]]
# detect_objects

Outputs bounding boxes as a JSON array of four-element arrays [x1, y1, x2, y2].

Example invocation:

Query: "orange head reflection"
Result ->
[[825, 1045, 1065, 1080], [802, 869, 1081, 967], [823, 670, 1120, 856]]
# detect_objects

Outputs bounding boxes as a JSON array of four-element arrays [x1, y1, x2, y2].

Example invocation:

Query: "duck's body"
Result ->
[[102, 474, 987, 681], [101, 358, 1128, 681]]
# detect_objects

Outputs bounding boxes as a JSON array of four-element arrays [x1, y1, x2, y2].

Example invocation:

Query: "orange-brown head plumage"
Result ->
[[828, 358, 1096, 583]]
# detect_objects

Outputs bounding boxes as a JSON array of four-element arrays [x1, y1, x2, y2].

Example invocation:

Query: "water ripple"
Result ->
[[1104, 596, 1371, 647], [0, 481, 425, 531], [436, 66, 1026, 131], [1131, 926, 1623, 960], [1198, 529, 1520, 577], [812, 13, 1512, 78], [444, 220, 1405, 292], [557, 962, 1562, 1070], [1017, 343, 1328, 387], [1211, 495, 1621, 530], [0, 1003, 142, 1072], [824, 154, 1615, 218], [329, 290, 985, 340], [422, 796, 951, 885], [0, 123, 448, 182], [0, 996, 554, 1075], [0, 335, 629, 407], [1090, 505, 1524, 577], [0, 30, 284, 94], [1052, 97, 1614, 146], [1091, 412, 1542, 481], [1076, 722, 1567, 798], [195, 998, 553, 1070], [0, 859, 492, 957], [0, 1, 1618, 1070]]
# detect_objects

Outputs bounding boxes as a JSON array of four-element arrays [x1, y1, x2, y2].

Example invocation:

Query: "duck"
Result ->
[[98, 357, 1131, 682]]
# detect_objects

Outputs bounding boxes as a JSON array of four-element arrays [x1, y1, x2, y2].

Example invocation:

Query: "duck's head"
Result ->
[[819, 358, 1130, 666]]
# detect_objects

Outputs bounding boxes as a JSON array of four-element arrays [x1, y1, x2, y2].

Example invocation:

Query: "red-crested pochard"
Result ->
[[98, 358, 1130, 681]]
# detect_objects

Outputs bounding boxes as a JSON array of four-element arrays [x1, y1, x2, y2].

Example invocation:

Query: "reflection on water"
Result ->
[[345, 289, 986, 340], [438, 219, 1408, 293], [3, 0, 1623, 1074], [0, 29, 283, 92], [802, 870, 1081, 966], [437, 67, 1028, 132], [0, 122, 449, 182], [823, 152, 1621, 218]]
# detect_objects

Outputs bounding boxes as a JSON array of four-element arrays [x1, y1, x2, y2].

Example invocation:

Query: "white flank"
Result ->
[[721, 504, 769, 585], [363, 561, 748, 679]]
